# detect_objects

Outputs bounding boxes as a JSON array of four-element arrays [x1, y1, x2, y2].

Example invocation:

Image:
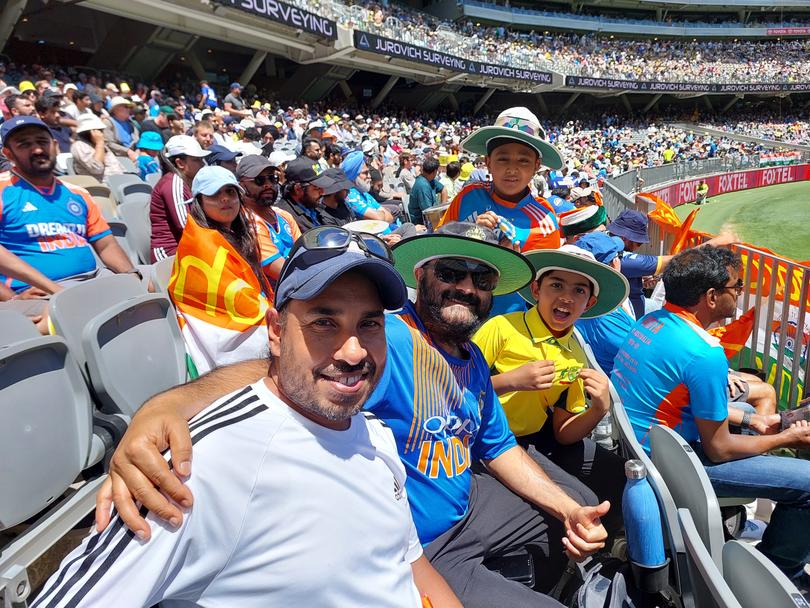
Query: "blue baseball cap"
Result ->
[[607, 209, 650, 244], [575, 232, 625, 265], [190, 165, 244, 198], [1, 116, 50, 144], [205, 144, 239, 166], [229, 82, 241, 90], [275, 240, 407, 311]]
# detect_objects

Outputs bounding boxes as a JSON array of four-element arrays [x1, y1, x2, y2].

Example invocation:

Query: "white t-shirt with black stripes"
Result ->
[[34, 380, 423, 608]]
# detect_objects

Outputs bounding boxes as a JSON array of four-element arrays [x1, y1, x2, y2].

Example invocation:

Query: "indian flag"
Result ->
[[168, 215, 271, 376]]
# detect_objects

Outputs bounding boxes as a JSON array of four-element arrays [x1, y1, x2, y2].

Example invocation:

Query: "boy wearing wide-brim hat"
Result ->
[[437, 107, 564, 254], [473, 244, 630, 533]]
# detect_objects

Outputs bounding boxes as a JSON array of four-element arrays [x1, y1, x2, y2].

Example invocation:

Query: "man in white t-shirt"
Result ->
[[33, 232, 461, 608]]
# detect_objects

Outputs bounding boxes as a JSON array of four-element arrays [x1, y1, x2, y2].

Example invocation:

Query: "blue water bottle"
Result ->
[[622, 460, 666, 567]]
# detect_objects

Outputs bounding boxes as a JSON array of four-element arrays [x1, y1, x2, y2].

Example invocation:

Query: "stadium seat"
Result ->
[[722, 540, 807, 608], [152, 254, 176, 294], [93, 195, 119, 220], [59, 174, 113, 199], [64, 154, 76, 175], [106, 218, 140, 265], [120, 181, 152, 199], [115, 155, 139, 174], [650, 425, 726, 570], [0, 309, 40, 345], [122, 190, 153, 208], [145, 171, 161, 187], [117, 197, 152, 264], [48, 274, 146, 381], [81, 292, 186, 417], [108, 173, 147, 203], [678, 509, 742, 608]]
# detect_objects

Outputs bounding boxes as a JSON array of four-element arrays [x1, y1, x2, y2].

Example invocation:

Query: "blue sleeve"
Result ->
[[621, 253, 660, 279], [431, 179, 444, 193], [469, 349, 518, 462], [684, 346, 729, 422], [345, 189, 370, 216]]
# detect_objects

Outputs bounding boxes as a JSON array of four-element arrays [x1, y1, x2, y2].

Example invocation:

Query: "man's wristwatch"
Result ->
[[741, 410, 752, 431]]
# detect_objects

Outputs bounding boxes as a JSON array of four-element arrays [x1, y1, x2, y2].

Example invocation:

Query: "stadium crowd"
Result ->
[[702, 110, 810, 145], [312, 0, 810, 84], [3, 56, 810, 607]]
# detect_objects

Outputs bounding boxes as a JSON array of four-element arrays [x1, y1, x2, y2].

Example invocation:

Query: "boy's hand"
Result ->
[[474, 211, 499, 230], [580, 368, 610, 413], [509, 360, 556, 392]]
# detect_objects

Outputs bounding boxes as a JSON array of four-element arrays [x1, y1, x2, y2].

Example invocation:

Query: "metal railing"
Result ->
[[606, 159, 808, 407]]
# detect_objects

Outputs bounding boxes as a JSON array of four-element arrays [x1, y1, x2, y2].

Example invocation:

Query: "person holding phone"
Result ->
[[71, 113, 125, 182]]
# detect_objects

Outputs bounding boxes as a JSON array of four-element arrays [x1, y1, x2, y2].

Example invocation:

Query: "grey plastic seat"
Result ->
[[118, 197, 152, 263], [722, 540, 808, 608], [145, 171, 161, 187], [0, 336, 103, 530], [0, 310, 40, 346], [82, 292, 186, 417], [108, 173, 146, 202], [678, 509, 742, 608], [106, 219, 139, 266], [120, 181, 152, 199], [49, 274, 145, 376], [92, 195, 118, 220], [152, 255, 176, 294], [651, 425, 726, 570], [114, 155, 139, 174]]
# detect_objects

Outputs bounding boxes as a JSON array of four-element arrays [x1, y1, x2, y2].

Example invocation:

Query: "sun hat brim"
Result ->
[[391, 234, 535, 297], [461, 126, 564, 171], [518, 249, 630, 318]]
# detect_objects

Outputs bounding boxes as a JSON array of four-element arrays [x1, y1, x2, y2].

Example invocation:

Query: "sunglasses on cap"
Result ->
[[430, 258, 499, 292], [279, 226, 392, 287]]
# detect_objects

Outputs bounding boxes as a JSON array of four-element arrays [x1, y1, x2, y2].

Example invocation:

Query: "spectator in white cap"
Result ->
[[150, 135, 210, 262], [102, 95, 140, 161], [71, 113, 125, 183]]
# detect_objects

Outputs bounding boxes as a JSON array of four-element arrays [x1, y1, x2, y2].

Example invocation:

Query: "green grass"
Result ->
[[675, 181, 810, 261]]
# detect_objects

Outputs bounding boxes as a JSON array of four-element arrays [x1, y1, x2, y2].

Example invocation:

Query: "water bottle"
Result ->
[[592, 412, 614, 450], [622, 460, 666, 567]]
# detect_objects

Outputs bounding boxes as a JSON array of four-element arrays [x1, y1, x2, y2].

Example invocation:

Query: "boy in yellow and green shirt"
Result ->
[[473, 244, 630, 531]]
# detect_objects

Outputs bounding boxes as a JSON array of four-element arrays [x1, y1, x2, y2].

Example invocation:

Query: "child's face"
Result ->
[[531, 270, 597, 337]]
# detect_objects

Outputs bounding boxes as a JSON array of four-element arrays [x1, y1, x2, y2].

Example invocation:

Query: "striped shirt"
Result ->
[[150, 172, 189, 262], [33, 381, 422, 607]]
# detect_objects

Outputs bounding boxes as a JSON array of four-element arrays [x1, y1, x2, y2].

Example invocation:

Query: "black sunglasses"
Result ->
[[278, 226, 392, 288], [253, 174, 279, 186], [430, 258, 499, 292]]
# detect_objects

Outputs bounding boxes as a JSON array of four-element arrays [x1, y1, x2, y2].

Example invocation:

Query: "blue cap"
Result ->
[[1, 116, 50, 144], [275, 242, 407, 311], [137, 131, 164, 151], [190, 165, 244, 198], [607, 209, 650, 244], [575, 232, 625, 265], [205, 144, 239, 165], [229, 82, 241, 90]]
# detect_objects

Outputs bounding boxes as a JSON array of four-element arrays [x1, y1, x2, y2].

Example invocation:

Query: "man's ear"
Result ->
[[414, 265, 425, 285], [266, 307, 283, 357]]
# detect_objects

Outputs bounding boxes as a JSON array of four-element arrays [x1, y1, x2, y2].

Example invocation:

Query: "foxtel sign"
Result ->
[[647, 164, 810, 206]]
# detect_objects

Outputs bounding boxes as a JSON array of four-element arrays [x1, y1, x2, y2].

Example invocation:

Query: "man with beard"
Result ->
[[341, 150, 396, 224], [319, 167, 356, 227], [34, 237, 462, 608], [236, 155, 301, 287], [274, 155, 332, 232], [0, 116, 137, 296], [94, 224, 610, 608]]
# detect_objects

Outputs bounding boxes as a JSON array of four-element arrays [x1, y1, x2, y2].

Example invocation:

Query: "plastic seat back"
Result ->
[[49, 274, 145, 373], [115, 155, 138, 174], [0, 336, 93, 530], [92, 195, 118, 220], [722, 541, 808, 608], [107, 173, 144, 203], [118, 197, 152, 263], [152, 255, 176, 294], [145, 172, 161, 187], [106, 219, 139, 265], [651, 425, 726, 570], [679, 509, 742, 608], [82, 293, 186, 416], [58, 174, 101, 189], [0, 310, 40, 346], [121, 182, 152, 198]]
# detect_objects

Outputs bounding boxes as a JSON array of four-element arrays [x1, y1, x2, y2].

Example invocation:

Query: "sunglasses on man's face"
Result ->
[[431, 258, 499, 292], [253, 174, 279, 186]]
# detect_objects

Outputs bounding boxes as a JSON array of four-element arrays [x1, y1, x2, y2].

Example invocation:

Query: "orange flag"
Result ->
[[644, 193, 682, 229], [670, 208, 700, 255], [709, 307, 756, 359], [169, 215, 270, 374]]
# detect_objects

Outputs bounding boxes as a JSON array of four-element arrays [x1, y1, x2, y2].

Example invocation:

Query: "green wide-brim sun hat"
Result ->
[[518, 249, 630, 318], [461, 126, 564, 171], [392, 234, 535, 297]]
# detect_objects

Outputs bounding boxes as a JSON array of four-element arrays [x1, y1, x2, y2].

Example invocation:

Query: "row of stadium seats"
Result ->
[[0, 273, 187, 605], [575, 335, 804, 608]]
